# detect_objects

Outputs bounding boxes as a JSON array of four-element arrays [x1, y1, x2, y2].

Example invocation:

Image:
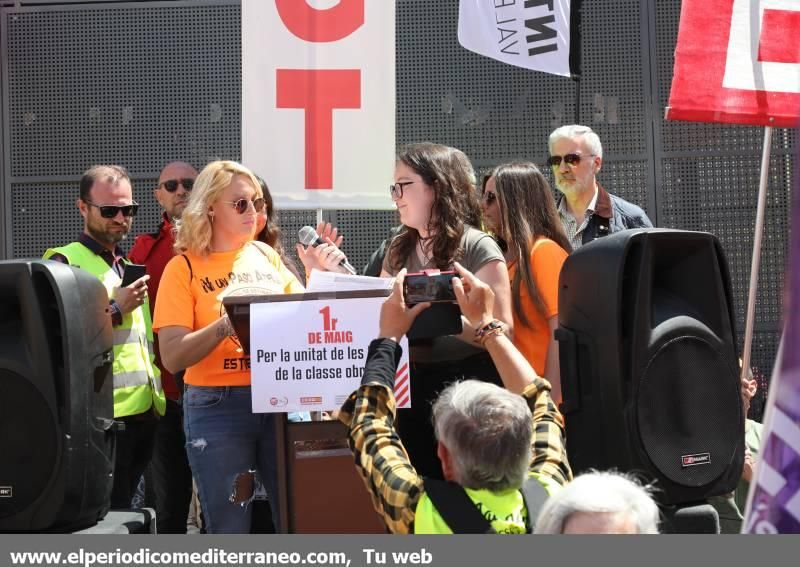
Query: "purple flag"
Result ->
[[743, 133, 800, 534]]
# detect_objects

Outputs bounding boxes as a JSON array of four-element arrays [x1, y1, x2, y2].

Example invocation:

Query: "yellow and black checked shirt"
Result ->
[[338, 338, 572, 534]]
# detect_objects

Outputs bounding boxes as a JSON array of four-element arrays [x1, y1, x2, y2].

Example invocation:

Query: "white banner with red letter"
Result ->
[[667, 0, 800, 127], [457, 0, 574, 78], [250, 296, 410, 413], [242, 0, 395, 209]]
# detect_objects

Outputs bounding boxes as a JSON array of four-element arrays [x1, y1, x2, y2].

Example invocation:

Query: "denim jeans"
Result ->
[[183, 385, 280, 534]]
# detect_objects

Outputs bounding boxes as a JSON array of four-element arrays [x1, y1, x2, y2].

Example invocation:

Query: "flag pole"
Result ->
[[741, 126, 773, 380]]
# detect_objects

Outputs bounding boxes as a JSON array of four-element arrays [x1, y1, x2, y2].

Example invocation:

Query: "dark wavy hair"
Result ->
[[254, 176, 302, 281], [484, 162, 571, 327], [387, 143, 482, 272]]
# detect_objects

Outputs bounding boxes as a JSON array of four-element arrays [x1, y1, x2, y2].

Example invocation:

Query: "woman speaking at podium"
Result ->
[[153, 161, 313, 533], [378, 143, 514, 479]]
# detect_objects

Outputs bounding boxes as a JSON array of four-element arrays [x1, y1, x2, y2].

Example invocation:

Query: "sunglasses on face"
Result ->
[[84, 200, 139, 218], [221, 197, 265, 214], [389, 181, 414, 200], [159, 178, 194, 193], [547, 153, 596, 167]]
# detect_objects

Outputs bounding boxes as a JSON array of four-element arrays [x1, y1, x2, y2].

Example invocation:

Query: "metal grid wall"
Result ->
[[652, 0, 792, 415], [2, 1, 793, 416]]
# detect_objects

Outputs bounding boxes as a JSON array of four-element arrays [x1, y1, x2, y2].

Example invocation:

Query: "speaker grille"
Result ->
[[0, 369, 59, 517], [637, 336, 740, 488]]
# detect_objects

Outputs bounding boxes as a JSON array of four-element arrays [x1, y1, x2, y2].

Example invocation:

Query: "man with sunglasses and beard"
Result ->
[[128, 161, 197, 533], [44, 165, 166, 509], [548, 125, 652, 250]]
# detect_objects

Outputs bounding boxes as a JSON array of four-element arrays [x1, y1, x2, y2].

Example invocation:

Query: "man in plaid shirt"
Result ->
[[338, 263, 572, 534]]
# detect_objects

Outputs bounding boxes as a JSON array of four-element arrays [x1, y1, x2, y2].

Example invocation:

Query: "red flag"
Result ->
[[666, 0, 800, 127]]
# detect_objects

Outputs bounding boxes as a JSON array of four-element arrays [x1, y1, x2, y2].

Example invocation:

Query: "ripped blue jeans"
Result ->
[[183, 385, 279, 534]]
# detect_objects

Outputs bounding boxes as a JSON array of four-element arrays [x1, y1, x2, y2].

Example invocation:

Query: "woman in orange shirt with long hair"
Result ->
[[481, 162, 571, 403]]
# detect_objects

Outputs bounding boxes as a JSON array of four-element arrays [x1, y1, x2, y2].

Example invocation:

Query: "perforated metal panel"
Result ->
[[1, 0, 792, 419], [652, 0, 792, 408]]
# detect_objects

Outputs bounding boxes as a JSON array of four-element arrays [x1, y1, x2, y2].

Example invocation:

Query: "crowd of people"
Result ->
[[43, 124, 756, 534]]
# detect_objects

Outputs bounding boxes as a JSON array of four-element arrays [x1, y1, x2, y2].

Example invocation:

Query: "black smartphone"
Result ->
[[121, 263, 147, 287], [403, 270, 457, 304]]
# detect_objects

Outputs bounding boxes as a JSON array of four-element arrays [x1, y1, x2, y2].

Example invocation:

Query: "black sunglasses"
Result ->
[[547, 153, 596, 167], [159, 178, 194, 193], [221, 198, 266, 214], [390, 181, 414, 199], [84, 200, 139, 218]]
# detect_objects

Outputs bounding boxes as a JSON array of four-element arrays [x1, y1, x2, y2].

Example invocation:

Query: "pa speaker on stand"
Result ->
[[0, 260, 115, 532], [556, 229, 744, 506]]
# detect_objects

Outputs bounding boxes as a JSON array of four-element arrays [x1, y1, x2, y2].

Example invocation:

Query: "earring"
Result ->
[[208, 210, 215, 222]]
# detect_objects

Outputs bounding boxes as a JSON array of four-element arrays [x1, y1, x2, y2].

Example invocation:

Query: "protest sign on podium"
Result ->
[[222, 289, 408, 533], [223, 289, 411, 413]]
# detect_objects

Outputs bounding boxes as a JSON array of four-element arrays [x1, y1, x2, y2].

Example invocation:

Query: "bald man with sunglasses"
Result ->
[[128, 161, 197, 533], [548, 125, 652, 250], [44, 164, 166, 510]]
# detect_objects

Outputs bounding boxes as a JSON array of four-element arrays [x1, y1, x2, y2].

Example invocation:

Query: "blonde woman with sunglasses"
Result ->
[[153, 160, 337, 533]]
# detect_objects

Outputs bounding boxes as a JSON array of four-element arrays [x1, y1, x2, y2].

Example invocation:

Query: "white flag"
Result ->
[[458, 0, 573, 77]]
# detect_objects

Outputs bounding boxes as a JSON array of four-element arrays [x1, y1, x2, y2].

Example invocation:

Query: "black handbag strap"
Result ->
[[423, 476, 550, 534], [422, 478, 496, 534], [519, 476, 550, 534]]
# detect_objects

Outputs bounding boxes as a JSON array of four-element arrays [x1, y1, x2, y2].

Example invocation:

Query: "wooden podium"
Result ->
[[273, 418, 386, 533], [224, 291, 389, 534]]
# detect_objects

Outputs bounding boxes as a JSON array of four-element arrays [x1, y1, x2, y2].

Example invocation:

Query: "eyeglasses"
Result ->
[[159, 178, 194, 193], [84, 200, 139, 218], [547, 153, 596, 167], [221, 198, 265, 214], [482, 191, 497, 204], [389, 181, 414, 200]]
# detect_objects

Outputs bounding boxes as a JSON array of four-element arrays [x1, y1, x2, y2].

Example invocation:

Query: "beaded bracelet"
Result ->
[[479, 326, 505, 346], [474, 319, 504, 343]]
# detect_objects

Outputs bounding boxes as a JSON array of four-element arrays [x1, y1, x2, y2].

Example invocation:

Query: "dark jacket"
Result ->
[[570, 183, 653, 246], [129, 213, 180, 400]]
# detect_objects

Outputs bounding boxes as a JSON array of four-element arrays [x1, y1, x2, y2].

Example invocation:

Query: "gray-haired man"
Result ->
[[548, 125, 652, 250]]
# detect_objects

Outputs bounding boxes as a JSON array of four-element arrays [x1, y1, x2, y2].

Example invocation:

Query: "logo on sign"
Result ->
[[270, 397, 288, 407], [0, 486, 12, 498], [681, 453, 711, 467], [300, 396, 323, 406]]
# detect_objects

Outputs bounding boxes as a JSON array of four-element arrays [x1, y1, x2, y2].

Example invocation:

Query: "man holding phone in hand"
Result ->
[[129, 161, 197, 533], [340, 263, 571, 533], [44, 164, 165, 509]]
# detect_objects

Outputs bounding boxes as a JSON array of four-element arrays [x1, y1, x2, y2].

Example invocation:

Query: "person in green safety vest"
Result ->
[[338, 263, 572, 534], [44, 164, 166, 510]]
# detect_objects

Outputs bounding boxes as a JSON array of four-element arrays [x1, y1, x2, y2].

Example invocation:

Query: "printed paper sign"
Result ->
[[250, 297, 410, 412], [667, 0, 800, 127], [242, 0, 396, 209]]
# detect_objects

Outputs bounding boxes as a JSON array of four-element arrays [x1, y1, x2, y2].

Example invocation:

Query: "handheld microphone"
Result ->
[[298, 226, 358, 275]]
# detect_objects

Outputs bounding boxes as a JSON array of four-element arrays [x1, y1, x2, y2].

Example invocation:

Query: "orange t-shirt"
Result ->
[[153, 241, 304, 387], [507, 238, 568, 375]]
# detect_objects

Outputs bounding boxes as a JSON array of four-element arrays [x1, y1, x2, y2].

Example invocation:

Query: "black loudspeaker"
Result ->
[[556, 229, 744, 505], [0, 260, 115, 532]]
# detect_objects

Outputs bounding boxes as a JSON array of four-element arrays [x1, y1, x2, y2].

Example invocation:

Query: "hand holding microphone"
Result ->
[[296, 225, 357, 275]]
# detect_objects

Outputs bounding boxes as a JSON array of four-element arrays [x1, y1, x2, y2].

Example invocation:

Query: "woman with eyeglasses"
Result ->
[[153, 161, 329, 533], [379, 142, 513, 479], [481, 162, 571, 404]]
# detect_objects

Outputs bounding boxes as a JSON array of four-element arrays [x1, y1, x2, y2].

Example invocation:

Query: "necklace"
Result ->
[[417, 238, 432, 267]]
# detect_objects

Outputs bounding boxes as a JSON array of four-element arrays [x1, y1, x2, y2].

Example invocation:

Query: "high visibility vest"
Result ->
[[413, 473, 559, 534], [44, 242, 166, 418]]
